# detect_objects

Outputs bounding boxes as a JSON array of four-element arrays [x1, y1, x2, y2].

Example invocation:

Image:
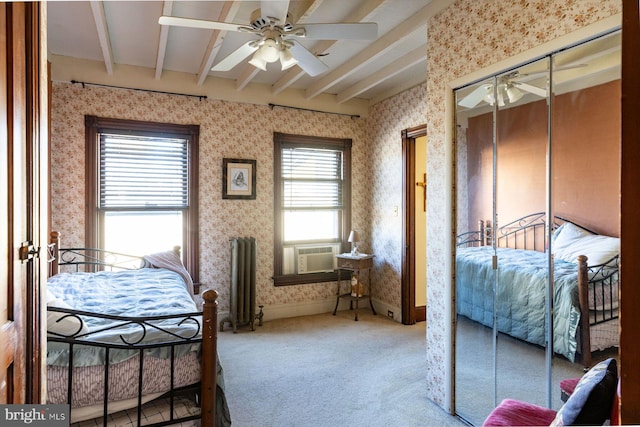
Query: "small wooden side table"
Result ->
[[332, 254, 376, 321]]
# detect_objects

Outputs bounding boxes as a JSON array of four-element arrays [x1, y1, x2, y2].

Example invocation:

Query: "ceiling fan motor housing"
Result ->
[[249, 8, 294, 31]]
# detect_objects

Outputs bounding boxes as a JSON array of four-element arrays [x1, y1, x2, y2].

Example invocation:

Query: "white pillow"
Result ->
[[554, 234, 620, 266], [553, 222, 591, 251], [47, 297, 89, 337]]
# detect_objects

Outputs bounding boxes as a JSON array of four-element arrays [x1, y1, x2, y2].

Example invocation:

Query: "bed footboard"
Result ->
[[47, 295, 219, 426], [577, 255, 592, 368], [577, 254, 619, 369], [47, 232, 221, 426], [201, 289, 218, 426]]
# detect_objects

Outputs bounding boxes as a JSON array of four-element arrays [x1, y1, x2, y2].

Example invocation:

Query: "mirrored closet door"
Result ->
[[454, 30, 621, 426]]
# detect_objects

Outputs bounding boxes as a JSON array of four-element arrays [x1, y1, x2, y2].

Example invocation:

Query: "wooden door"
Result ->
[[401, 125, 427, 325], [0, 2, 47, 404]]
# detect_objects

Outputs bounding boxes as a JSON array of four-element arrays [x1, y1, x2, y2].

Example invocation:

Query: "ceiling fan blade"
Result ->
[[159, 16, 244, 32], [513, 81, 547, 98], [211, 41, 259, 72], [300, 23, 378, 40], [458, 84, 491, 108], [261, 0, 289, 24], [289, 42, 328, 77]]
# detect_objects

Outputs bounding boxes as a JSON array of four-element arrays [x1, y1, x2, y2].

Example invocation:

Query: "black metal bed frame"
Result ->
[[48, 308, 204, 427], [455, 212, 619, 367], [47, 233, 218, 427]]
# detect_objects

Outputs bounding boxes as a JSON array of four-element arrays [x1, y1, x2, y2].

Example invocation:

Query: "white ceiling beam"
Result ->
[[236, 65, 261, 90], [197, 1, 242, 86], [155, 1, 173, 80], [272, 0, 386, 95], [336, 44, 426, 103], [294, 0, 326, 23], [305, 0, 451, 99], [89, 0, 114, 75], [369, 73, 426, 105]]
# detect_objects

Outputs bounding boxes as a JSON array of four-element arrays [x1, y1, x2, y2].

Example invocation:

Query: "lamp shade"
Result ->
[[259, 38, 279, 63], [248, 54, 267, 71], [483, 87, 495, 105], [280, 48, 298, 70], [506, 84, 524, 103], [348, 230, 360, 243]]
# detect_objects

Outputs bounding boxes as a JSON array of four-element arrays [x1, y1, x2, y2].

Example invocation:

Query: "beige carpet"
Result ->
[[216, 309, 466, 427]]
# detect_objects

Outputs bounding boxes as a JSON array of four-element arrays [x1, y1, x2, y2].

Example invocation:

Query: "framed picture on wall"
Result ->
[[222, 158, 256, 200]]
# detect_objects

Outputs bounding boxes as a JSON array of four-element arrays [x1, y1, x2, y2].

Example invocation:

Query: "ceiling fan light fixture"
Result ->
[[248, 54, 268, 71], [482, 85, 495, 105], [506, 84, 524, 103], [259, 38, 280, 63], [248, 38, 280, 71], [279, 48, 298, 70]]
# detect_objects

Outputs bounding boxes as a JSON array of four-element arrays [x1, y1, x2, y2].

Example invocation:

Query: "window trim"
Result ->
[[85, 115, 200, 282], [273, 132, 352, 286]]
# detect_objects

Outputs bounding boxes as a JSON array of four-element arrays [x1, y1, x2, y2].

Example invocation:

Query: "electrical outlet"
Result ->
[[387, 310, 394, 319]]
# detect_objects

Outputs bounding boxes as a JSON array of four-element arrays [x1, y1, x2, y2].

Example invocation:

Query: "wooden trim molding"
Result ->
[[84, 116, 200, 282], [272, 132, 352, 286], [620, 0, 640, 422]]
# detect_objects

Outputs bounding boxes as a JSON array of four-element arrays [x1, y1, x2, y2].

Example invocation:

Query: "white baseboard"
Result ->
[[217, 298, 403, 324], [371, 299, 402, 323]]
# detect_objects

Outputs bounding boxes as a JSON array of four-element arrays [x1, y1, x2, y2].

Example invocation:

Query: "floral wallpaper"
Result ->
[[49, 0, 621, 415], [367, 82, 428, 308], [50, 83, 369, 315], [424, 0, 621, 411]]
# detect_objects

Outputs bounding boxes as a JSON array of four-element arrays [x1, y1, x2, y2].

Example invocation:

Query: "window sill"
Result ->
[[273, 271, 339, 286]]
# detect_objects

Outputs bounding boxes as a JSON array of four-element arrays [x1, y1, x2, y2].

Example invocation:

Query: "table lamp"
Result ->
[[348, 230, 360, 255]]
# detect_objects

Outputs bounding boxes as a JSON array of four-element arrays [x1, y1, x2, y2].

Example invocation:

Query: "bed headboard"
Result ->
[[496, 212, 548, 251], [48, 231, 60, 277], [456, 219, 490, 247], [48, 231, 181, 276], [457, 212, 599, 252]]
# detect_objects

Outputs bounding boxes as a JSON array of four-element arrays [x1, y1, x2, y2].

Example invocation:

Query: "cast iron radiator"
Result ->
[[220, 237, 257, 333]]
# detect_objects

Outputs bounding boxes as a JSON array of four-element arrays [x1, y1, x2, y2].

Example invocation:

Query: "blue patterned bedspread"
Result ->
[[456, 247, 580, 362], [47, 268, 200, 366]]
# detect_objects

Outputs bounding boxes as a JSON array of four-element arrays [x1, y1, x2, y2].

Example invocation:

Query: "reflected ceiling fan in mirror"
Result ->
[[158, 0, 378, 76], [457, 64, 587, 109], [457, 72, 547, 109]]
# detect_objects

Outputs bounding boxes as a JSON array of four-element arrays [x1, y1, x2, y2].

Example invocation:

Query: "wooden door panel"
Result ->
[[0, 2, 19, 404], [0, 3, 25, 403], [0, 2, 46, 403]]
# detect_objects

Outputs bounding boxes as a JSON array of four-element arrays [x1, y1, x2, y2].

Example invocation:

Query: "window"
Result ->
[[85, 116, 199, 281], [273, 132, 351, 285]]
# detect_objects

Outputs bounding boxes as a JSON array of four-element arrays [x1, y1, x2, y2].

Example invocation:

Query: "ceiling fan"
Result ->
[[158, 0, 378, 77], [457, 72, 547, 109], [458, 64, 588, 109]]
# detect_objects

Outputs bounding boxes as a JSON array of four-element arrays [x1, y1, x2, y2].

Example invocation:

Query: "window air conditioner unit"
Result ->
[[296, 244, 339, 274]]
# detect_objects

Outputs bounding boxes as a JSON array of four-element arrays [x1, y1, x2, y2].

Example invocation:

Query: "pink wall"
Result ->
[[552, 80, 621, 236], [464, 80, 620, 237]]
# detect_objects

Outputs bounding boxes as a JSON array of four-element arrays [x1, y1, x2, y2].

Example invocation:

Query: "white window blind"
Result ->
[[281, 146, 343, 210], [99, 134, 189, 208]]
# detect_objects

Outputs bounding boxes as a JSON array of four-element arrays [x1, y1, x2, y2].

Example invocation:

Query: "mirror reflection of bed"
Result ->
[[454, 30, 620, 426]]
